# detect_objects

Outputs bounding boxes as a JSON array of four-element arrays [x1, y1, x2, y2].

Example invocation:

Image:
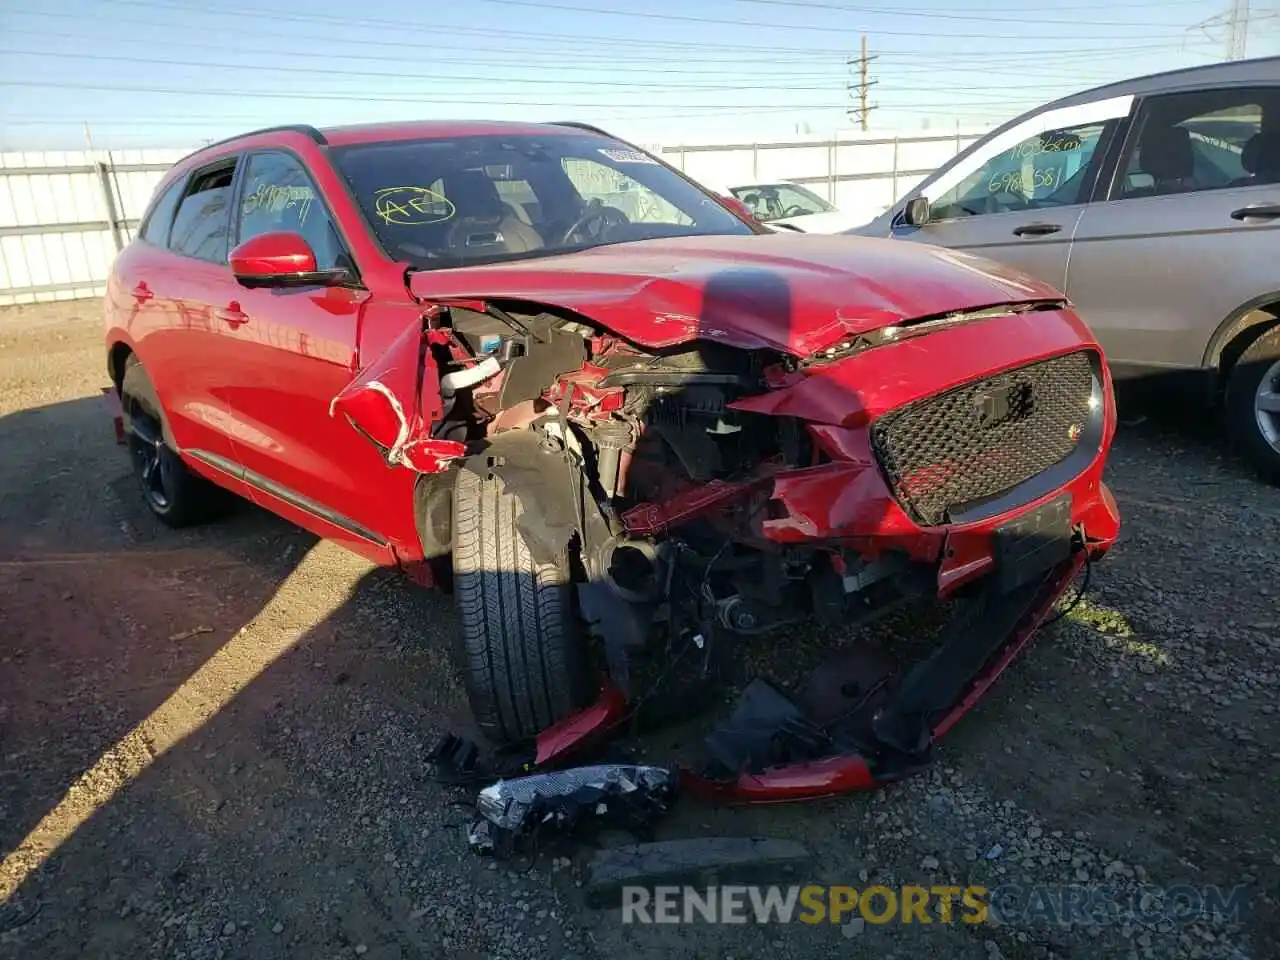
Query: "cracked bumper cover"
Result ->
[[729, 311, 1121, 597]]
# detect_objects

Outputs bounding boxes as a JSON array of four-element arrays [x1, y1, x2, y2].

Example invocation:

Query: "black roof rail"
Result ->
[[172, 124, 328, 167], [548, 121, 616, 138]]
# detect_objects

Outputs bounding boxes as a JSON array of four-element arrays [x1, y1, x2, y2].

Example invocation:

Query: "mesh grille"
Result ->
[[870, 351, 1097, 526]]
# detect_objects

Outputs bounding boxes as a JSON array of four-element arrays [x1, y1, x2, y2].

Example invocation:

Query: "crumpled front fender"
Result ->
[[330, 313, 466, 473]]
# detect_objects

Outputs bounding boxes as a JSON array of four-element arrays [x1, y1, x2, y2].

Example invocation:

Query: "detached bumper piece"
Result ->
[[682, 549, 1086, 803], [467, 765, 678, 858], [102, 386, 125, 446]]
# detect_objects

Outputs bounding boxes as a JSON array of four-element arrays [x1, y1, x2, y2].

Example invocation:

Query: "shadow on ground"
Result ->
[[1, 328, 1276, 959]]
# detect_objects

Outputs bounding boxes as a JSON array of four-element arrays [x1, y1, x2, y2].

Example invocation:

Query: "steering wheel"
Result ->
[[989, 190, 1031, 213], [561, 199, 629, 245], [781, 204, 810, 218]]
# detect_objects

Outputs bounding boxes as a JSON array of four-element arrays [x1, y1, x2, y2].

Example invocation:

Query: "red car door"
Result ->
[[129, 156, 245, 473], [216, 149, 414, 561]]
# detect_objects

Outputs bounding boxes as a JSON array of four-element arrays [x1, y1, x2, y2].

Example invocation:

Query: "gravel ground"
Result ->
[[0, 300, 1276, 960]]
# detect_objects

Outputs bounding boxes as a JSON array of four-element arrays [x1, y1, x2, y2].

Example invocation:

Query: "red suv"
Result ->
[[104, 120, 1120, 785]]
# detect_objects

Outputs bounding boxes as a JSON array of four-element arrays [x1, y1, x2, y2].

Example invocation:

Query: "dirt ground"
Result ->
[[1, 300, 1277, 960]]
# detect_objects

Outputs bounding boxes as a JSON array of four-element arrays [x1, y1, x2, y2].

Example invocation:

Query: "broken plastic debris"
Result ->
[[168, 625, 214, 642], [467, 764, 677, 857]]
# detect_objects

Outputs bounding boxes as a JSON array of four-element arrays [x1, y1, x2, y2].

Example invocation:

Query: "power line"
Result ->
[[2, 19, 1203, 79], [0, 28, 1155, 86], [95, 0, 1198, 45], [0, 36, 1214, 98], [0, 105, 852, 129], [0, 76, 1062, 115], [439, 0, 1203, 35], [731, 0, 1221, 25], [0, 79, 865, 108], [7, 6, 1224, 62], [0, 57, 1132, 111], [0, 14, 826, 67], [0, 47, 855, 92], [1, 39, 1148, 97]]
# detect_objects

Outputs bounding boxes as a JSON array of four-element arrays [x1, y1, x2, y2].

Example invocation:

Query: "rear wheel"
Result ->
[[451, 465, 589, 745], [120, 355, 227, 526], [1225, 325, 1280, 485]]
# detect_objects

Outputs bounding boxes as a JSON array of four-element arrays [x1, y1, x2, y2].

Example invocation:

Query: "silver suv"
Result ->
[[854, 56, 1280, 484]]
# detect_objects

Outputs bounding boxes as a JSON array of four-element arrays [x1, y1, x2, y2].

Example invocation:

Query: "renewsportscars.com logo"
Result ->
[[621, 883, 1249, 927]]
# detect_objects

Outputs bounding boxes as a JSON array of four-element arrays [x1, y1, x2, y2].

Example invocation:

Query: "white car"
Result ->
[[724, 181, 875, 233]]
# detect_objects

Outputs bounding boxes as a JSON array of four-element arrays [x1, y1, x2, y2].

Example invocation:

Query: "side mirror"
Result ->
[[902, 196, 931, 226], [229, 231, 350, 289]]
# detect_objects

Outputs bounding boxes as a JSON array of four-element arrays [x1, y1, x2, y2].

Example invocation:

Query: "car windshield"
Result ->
[[331, 133, 754, 269], [729, 183, 835, 221]]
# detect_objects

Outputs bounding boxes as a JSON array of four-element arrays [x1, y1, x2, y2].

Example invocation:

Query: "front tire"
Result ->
[[451, 465, 589, 745], [1225, 325, 1280, 485], [120, 355, 227, 527]]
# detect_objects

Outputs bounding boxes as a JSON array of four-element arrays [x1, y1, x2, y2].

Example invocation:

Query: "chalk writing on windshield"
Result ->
[[372, 186, 456, 226]]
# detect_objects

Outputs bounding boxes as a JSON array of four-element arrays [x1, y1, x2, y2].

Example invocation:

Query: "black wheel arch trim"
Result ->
[[459, 431, 579, 567], [1201, 292, 1280, 372]]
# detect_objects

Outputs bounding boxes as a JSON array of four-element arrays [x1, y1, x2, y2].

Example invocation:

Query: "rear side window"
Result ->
[[1114, 86, 1280, 199], [139, 177, 185, 246], [169, 159, 238, 262]]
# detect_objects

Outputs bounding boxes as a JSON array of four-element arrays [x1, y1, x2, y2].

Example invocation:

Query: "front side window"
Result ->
[[930, 121, 1110, 221], [237, 151, 346, 270], [169, 160, 237, 263], [731, 183, 833, 221], [1114, 87, 1280, 199], [332, 134, 753, 269]]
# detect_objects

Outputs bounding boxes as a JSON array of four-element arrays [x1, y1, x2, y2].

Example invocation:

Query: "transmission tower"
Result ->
[[1188, 0, 1252, 59], [1228, 0, 1251, 59]]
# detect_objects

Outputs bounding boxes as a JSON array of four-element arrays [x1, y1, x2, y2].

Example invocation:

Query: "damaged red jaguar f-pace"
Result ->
[[104, 120, 1120, 798]]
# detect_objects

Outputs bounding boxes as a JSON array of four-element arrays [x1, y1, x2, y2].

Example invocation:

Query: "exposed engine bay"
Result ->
[[430, 302, 908, 668], [327, 279, 1121, 795], [419, 296, 1093, 730]]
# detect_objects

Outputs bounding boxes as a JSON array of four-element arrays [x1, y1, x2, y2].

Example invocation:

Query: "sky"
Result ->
[[0, 0, 1277, 150]]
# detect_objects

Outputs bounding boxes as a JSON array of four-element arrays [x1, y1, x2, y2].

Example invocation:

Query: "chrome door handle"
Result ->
[[1230, 203, 1280, 221]]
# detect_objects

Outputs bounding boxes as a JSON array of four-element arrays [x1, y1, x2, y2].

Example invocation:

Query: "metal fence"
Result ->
[[0, 130, 988, 306], [658, 128, 988, 221], [0, 148, 189, 305]]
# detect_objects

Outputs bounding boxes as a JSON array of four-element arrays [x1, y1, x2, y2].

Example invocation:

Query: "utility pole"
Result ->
[[846, 35, 878, 132]]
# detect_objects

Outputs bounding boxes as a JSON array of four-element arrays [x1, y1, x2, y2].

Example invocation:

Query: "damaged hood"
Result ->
[[406, 233, 1065, 357]]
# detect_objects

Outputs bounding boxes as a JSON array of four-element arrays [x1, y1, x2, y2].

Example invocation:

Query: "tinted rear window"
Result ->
[[140, 177, 185, 247]]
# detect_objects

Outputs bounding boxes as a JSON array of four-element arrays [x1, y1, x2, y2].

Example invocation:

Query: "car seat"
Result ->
[[1230, 131, 1280, 187], [1131, 124, 1198, 196], [443, 169, 544, 256]]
